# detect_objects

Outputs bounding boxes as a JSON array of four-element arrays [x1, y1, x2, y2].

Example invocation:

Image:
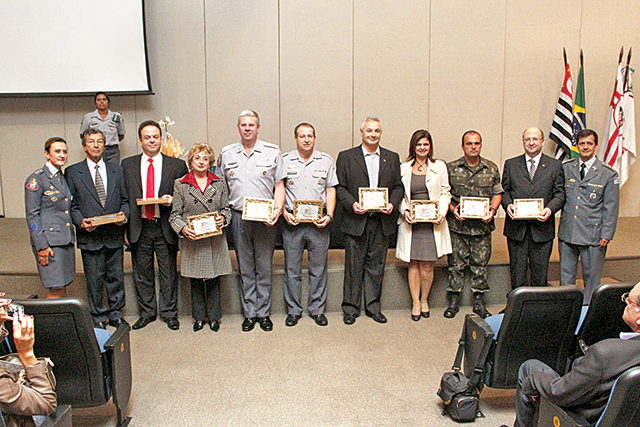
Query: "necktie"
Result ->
[[528, 159, 536, 180], [94, 165, 106, 207], [145, 159, 155, 219], [580, 163, 586, 180]]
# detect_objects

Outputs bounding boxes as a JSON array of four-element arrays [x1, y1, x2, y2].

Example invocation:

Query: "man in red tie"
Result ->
[[122, 121, 188, 330]]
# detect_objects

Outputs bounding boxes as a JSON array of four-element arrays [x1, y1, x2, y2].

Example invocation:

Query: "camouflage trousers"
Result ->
[[446, 231, 492, 293]]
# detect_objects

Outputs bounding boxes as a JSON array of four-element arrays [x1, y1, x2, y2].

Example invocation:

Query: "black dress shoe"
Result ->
[[132, 316, 155, 330], [109, 318, 128, 328], [285, 314, 301, 327], [94, 321, 107, 329], [343, 313, 356, 325], [257, 316, 273, 331], [367, 312, 388, 324], [411, 313, 420, 321], [193, 320, 206, 332], [311, 314, 328, 326], [210, 320, 220, 332], [165, 317, 180, 330], [242, 317, 256, 332], [421, 311, 430, 318]]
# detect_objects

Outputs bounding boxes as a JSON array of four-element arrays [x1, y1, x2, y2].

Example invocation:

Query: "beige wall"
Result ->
[[1, 0, 640, 218]]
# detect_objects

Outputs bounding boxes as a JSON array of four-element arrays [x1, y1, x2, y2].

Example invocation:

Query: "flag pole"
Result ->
[[563, 47, 568, 67], [624, 47, 633, 91], [580, 49, 584, 68]]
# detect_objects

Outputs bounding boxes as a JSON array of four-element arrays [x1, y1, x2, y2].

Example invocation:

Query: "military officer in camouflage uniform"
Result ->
[[558, 129, 619, 304], [445, 130, 503, 318]]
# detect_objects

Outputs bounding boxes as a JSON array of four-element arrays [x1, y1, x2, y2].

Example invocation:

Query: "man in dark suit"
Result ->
[[336, 117, 403, 324], [122, 120, 188, 331], [504, 281, 640, 427], [501, 127, 565, 288], [66, 128, 130, 328], [558, 129, 620, 304]]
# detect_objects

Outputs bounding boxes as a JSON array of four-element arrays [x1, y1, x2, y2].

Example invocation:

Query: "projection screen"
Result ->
[[0, 0, 151, 96]]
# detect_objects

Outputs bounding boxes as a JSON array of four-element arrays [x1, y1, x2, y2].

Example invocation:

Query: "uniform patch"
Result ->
[[26, 178, 38, 191], [29, 223, 39, 231]]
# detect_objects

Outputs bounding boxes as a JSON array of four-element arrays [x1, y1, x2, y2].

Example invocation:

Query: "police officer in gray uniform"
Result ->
[[558, 129, 619, 304], [282, 123, 338, 327], [79, 92, 125, 164], [219, 110, 286, 332], [445, 130, 503, 319], [24, 137, 76, 299]]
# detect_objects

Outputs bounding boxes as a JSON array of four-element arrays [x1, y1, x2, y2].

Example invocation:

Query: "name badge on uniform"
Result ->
[[257, 159, 272, 167]]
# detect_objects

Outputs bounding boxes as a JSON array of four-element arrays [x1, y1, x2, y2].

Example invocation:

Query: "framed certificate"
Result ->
[[460, 197, 490, 219], [359, 188, 388, 210], [513, 198, 544, 219], [411, 200, 439, 222], [136, 198, 165, 206], [188, 212, 222, 239], [89, 213, 123, 226], [293, 200, 323, 223], [242, 197, 274, 222]]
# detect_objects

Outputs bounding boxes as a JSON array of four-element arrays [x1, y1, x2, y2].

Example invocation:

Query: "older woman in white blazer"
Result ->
[[396, 129, 452, 321]]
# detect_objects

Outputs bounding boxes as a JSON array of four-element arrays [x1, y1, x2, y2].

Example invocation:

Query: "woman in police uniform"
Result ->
[[24, 137, 76, 298], [79, 92, 126, 164]]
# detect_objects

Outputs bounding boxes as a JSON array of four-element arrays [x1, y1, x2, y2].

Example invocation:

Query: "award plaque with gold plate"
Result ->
[[188, 212, 222, 239]]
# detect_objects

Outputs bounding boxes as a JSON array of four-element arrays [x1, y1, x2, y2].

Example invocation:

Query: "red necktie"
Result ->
[[145, 159, 155, 219]]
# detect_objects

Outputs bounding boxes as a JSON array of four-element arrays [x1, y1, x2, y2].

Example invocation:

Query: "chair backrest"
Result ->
[[15, 298, 109, 407], [488, 285, 583, 389], [578, 283, 634, 347], [595, 366, 640, 427], [463, 314, 494, 381]]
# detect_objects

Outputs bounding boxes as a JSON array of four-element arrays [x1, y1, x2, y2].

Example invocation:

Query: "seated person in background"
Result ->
[[502, 281, 640, 427], [0, 297, 57, 427]]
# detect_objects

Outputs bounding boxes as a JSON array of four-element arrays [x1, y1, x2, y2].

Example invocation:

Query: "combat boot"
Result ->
[[472, 292, 491, 319], [443, 292, 460, 318]]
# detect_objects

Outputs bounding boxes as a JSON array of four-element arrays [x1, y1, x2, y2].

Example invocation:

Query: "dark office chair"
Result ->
[[465, 285, 583, 389], [537, 366, 640, 427], [575, 283, 634, 356], [14, 298, 132, 427]]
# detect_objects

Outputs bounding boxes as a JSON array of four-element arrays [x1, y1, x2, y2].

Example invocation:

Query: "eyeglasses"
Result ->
[[621, 292, 639, 307]]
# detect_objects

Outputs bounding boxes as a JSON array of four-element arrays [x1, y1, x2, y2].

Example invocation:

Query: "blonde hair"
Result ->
[[187, 143, 215, 169]]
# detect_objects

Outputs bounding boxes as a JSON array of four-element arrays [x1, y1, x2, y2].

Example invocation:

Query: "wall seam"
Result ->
[[202, 0, 210, 144], [351, 0, 355, 147], [499, 0, 509, 167]]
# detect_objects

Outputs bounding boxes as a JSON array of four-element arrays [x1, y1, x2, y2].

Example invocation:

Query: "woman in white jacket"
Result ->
[[396, 130, 452, 320]]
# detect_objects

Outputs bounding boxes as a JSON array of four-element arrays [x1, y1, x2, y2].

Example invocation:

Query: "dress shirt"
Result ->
[[140, 153, 163, 218], [361, 144, 380, 188], [86, 158, 108, 193], [620, 332, 640, 340], [525, 152, 542, 178], [579, 156, 597, 178], [283, 149, 338, 211], [45, 162, 61, 177]]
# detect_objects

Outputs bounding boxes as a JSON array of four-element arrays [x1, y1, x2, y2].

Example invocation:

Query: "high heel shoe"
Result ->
[[420, 301, 430, 318], [210, 320, 220, 332], [193, 319, 206, 332], [411, 304, 421, 321], [420, 311, 430, 318]]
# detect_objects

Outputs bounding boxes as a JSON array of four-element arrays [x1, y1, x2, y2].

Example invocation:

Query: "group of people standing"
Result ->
[[24, 94, 621, 333]]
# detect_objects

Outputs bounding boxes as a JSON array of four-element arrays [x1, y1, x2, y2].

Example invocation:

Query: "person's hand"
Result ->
[[453, 204, 464, 221], [482, 207, 495, 223], [283, 210, 298, 226], [214, 215, 225, 229], [182, 226, 197, 241], [379, 203, 394, 215], [600, 238, 610, 247], [352, 202, 367, 215], [507, 204, 515, 220], [37, 247, 54, 267], [264, 208, 281, 226], [403, 210, 416, 224], [13, 314, 37, 367], [115, 211, 127, 226], [433, 214, 445, 225], [160, 194, 173, 207], [0, 297, 12, 323], [314, 215, 331, 228], [81, 218, 97, 232], [537, 207, 552, 222]]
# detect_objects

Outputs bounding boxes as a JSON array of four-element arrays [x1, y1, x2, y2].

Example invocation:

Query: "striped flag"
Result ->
[[551, 49, 574, 161], [570, 51, 586, 158], [601, 48, 636, 187]]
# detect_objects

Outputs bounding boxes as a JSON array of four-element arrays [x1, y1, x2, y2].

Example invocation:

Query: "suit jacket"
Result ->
[[558, 157, 620, 246], [121, 154, 188, 245], [336, 145, 404, 237], [523, 335, 640, 424], [396, 159, 452, 261], [66, 160, 130, 251], [169, 172, 232, 279], [24, 164, 74, 251], [501, 153, 565, 242]]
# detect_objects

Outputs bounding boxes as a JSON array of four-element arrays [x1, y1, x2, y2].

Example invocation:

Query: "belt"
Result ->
[[142, 217, 160, 223]]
